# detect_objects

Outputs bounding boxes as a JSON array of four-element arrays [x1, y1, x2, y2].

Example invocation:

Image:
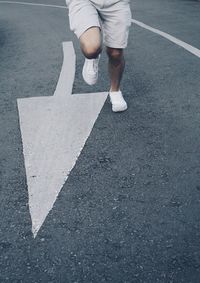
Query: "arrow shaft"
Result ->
[[54, 42, 76, 98]]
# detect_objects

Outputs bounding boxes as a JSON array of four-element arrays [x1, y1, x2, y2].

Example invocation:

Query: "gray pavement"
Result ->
[[0, 0, 200, 282]]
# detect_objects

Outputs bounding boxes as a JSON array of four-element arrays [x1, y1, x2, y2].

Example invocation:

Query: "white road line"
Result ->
[[132, 19, 200, 58], [1, 1, 199, 59], [0, 1, 67, 9]]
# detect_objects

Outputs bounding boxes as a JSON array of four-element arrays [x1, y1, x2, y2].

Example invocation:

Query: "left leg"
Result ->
[[99, 0, 132, 111], [106, 47, 125, 92], [106, 47, 127, 112]]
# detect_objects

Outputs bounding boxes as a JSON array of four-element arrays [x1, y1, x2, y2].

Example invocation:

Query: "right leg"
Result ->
[[68, 0, 102, 84], [80, 27, 102, 59], [68, 0, 101, 58], [81, 27, 102, 85]]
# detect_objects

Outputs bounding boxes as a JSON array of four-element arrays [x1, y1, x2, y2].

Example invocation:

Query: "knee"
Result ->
[[107, 48, 123, 61], [82, 42, 101, 59]]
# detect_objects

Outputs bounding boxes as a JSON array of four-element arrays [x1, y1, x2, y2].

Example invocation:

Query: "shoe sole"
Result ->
[[112, 105, 128, 112]]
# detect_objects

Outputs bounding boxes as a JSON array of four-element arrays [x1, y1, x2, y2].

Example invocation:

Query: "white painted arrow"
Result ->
[[17, 42, 108, 237]]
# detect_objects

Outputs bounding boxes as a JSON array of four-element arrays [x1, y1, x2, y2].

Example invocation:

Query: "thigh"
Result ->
[[68, 0, 101, 39], [99, 1, 132, 49]]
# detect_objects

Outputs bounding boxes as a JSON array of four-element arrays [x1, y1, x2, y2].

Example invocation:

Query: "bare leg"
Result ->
[[80, 27, 102, 59], [106, 47, 125, 92]]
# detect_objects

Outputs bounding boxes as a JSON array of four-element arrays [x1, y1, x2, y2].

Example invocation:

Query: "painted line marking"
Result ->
[[1, 1, 199, 59], [132, 19, 200, 58], [0, 1, 67, 9], [17, 42, 108, 237]]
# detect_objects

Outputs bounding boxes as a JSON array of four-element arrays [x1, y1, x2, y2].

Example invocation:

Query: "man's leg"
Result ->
[[80, 27, 102, 59], [106, 47, 127, 112], [106, 47, 125, 92], [97, 0, 131, 111], [79, 27, 102, 85], [67, 0, 102, 84]]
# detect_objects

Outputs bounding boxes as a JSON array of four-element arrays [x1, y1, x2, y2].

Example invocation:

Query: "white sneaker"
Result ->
[[82, 55, 100, 85], [109, 90, 128, 112]]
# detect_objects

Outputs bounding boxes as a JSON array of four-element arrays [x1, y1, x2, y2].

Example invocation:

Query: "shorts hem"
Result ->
[[104, 41, 128, 49]]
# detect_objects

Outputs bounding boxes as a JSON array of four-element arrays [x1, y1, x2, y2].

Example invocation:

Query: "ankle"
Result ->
[[110, 88, 121, 93]]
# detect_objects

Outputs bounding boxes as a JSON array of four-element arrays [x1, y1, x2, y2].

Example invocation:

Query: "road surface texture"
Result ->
[[0, 0, 200, 282]]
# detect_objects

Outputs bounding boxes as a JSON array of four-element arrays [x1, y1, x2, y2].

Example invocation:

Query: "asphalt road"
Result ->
[[0, 0, 200, 282]]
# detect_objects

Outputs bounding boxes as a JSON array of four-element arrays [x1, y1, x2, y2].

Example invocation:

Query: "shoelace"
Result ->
[[87, 58, 99, 73]]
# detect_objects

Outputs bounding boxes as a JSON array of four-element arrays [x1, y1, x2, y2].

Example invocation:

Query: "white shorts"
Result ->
[[66, 0, 132, 49]]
